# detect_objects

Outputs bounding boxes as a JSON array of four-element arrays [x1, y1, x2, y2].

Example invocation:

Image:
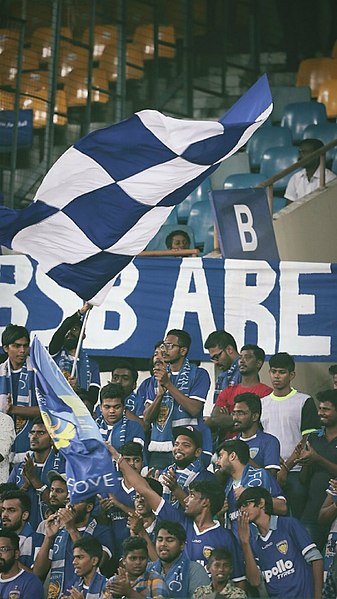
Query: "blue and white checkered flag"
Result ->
[[0, 75, 272, 304]]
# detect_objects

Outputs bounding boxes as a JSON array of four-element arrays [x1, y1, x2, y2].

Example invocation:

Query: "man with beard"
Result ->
[[150, 520, 210, 597], [33, 496, 113, 599], [49, 303, 100, 406], [1, 490, 43, 568], [232, 393, 280, 477], [8, 417, 65, 530], [0, 529, 44, 598], [159, 426, 215, 509], [37, 471, 69, 533]]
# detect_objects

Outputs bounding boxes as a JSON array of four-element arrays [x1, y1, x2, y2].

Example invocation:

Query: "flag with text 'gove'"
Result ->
[[0, 75, 272, 304], [30, 336, 117, 504]]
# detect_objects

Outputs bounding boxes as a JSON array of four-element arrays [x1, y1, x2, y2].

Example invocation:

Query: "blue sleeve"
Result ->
[[287, 517, 318, 554], [129, 421, 145, 445], [263, 434, 281, 469], [145, 377, 156, 402], [267, 470, 285, 498], [156, 499, 186, 525], [94, 524, 115, 556], [227, 531, 246, 582], [25, 574, 44, 598], [7, 463, 20, 484], [190, 368, 210, 402], [89, 358, 101, 387]]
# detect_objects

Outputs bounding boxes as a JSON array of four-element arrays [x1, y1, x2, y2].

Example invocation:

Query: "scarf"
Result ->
[[48, 518, 98, 599], [96, 414, 128, 447], [149, 359, 198, 452], [161, 458, 204, 507], [56, 348, 91, 390], [0, 357, 35, 461], [150, 550, 190, 597], [75, 571, 107, 598]]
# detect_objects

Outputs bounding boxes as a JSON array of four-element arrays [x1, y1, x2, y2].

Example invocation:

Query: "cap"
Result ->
[[172, 425, 202, 448], [47, 470, 67, 484]]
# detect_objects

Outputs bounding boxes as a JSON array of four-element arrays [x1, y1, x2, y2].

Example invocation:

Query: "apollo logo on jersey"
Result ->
[[264, 559, 295, 583]]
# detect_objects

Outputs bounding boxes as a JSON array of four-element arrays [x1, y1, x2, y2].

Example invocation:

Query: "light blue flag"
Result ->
[[30, 336, 117, 503], [0, 75, 272, 304]]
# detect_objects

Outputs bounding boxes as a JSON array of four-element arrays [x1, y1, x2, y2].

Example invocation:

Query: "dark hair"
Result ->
[[120, 442, 143, 458], [300, 138, 324, 153], [329, 365, 337, 376], [189, 480, 225, 517], [317, 389, 337, 411], [269, 352, 295, 372], [166, 329, 191, 350], [208, 548, 232, 565], [217, 439, 250, 465], [100, 383, 125, 404], [2, 490, 31, 515], [154, 520, 186, 543], [0, 529, 19, 551], [122, 536, 148, 556], [234, 392, 262, 418], [0, 483, 19, 499], [73, 536, 103, 561], [237, 487, 273, 515], [204, 331, 238, 352], [2, 324, 29, 347], [165, 230, 191, 250], [240, 344, 265, 364], [112, 360, 138, 385], [31, 416, 46, 427], [146, 478, 163, 497]]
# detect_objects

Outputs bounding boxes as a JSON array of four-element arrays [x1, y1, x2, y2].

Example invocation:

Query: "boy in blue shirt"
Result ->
[[69, 536, 107, 598], [237, 487, 323, 598], [96, 383, 145, 449]]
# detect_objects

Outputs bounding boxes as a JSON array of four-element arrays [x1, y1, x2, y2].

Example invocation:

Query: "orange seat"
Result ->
[[100, 42, 144, 81], [20, 70, 49, 92], [58, 45, 90, 80], [0, 28, 20, 55], [133, 24, 176, 59], [20, 88, 67, 128], [296, 57, 337, 98], [317, 79, 337, 118], [31, 26, 72, 63], [64, 67, 109, 107], [82, 25, 118, 60], [0, 89, 15, 110], [0, 48, 40, 86]]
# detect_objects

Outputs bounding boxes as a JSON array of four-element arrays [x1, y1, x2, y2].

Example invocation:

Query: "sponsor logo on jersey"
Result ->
[[264, 559, 294, 583]]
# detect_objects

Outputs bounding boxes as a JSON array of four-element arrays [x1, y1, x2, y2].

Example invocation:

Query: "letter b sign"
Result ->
[[234, 205, 258, 251]]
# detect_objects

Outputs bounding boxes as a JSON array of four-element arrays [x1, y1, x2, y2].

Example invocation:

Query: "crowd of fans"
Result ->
[[0, 309, 337, 599]]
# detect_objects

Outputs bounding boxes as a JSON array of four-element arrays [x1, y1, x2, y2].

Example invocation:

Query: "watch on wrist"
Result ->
[[36, 484, 48, 495]]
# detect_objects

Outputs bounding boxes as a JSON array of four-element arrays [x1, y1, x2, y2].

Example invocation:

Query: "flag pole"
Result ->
[[70, 308, 91, 379]]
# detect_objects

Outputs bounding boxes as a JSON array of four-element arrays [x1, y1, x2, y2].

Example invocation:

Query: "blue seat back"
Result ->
[[163, 208, 178, 225], [272, 197, 287, 213], [176, 177, 211, 222], [270, 86, 311, 123], [146, 224, 195, 251], [281, 101, 327, 143], [302, 123, 337, 162], [187, 200, 213, 247], [224, 172, 265, 189], [209, 152, 250, 190], [246, 126, 293, 170], [260, 146, 299, 191], [202, 225, 215, 255]]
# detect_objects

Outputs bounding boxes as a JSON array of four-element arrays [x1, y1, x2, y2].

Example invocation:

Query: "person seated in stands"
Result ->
[[1, 490, 43, 568], [0, 529, 44, 598], [49, 302, 100, 407], [36, 471, 69, 534], [111, 360, 145, 422], [193, 548, 247, 599], [96, 383, 145, 449], [106, 536, 169, 599], [165, 230, 191, 251], [8, 417, 65, 530], [284, 138, 336, 203], [1, 324, 40, 463], [329, 365, 337, 390], [68, 537, 107, 598]]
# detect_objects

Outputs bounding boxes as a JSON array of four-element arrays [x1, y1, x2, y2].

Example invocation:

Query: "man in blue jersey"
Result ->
[[232, 393, 280, 477], [69, 537, 107, 598], [96, 383, 145, 449], [1, 490, 43, 568], [215, 439, 286, 537], [144, 329, 211, 470], [111, 360, 145, 419], [204, 330, 241, 404], [108, 444, 246, 586], [237, 487, 323, 598], [0, 529, 44, 599]]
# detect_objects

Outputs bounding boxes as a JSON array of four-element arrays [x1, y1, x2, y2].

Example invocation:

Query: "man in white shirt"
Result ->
[[285, 138, 336, 203]]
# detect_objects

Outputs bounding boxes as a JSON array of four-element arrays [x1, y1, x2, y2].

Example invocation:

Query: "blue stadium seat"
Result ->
[[187, 200, 214, 248], [202, 225, 215, 255], [270, 85, 311, 123], [273, 197, 287, 213], [146, 224, 195, 251], [209, 152, 250, 190], [163, 208, 178, 225], [280, 101, 327, 144], [302, 123, 337, 163], [246, 126, 293, 170], [176, 177, 211, 223], [224, 173, 265, 189], [260, 146, 299, 192]]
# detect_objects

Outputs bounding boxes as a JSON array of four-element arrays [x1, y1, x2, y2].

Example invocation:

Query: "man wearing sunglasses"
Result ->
[[204, 330, 241, 404], [144, 329, 211, 470]]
